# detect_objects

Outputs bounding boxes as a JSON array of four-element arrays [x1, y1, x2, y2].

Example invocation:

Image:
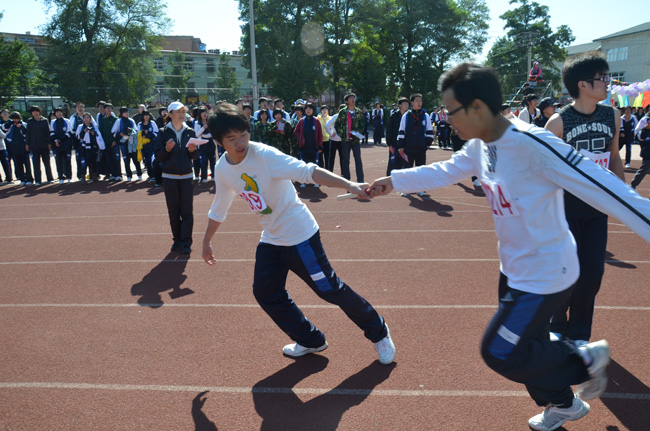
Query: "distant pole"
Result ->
[[248, 0, 259, 109]]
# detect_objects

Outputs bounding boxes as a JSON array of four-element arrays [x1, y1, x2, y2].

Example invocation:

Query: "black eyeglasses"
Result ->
[[445, 104, 469, 117], [585, 75, 611, 84]]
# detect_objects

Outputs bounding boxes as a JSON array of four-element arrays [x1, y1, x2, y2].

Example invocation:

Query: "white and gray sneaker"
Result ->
[[282, 341, 328, 357], [374, 325, 396, 365], [528, 396, 590, 431], [576, 339, 610, 400]]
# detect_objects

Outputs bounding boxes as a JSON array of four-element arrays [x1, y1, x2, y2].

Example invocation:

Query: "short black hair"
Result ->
[[398, 97, 409, 105], [304, 102, 316, 112], [119, 107, 129, 115], [562, 51, 609, 99], [410, 93, 423, 102], [500, 103, 511, 111], [9, 111, 22, 120], [274, 98, 284, 105], [320, 105, 329, 111], [438, 63, 503, 115], [344, 93, 356, 101], [242, 103, 252, 112], [293, 105, 304, 114], [272, 108, 284, 118], [207, 103, 251, 144], [28, 106, 42, 113]]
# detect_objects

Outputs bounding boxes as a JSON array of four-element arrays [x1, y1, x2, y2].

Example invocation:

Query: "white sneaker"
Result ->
[[625, 163, 631, 168], [549, 332, 562, 342], [374, 325, 396, 365], [314, 184, 320, 188], [417, 191, 426, 196], [282, 341, 328, 357], [400, 192, 408, 197], [473, 179, 481, 187], [576, 340, 610, 400], [300, 183, 306, 188], [573, 339, 589, 348], [528, 396, 590, 431]]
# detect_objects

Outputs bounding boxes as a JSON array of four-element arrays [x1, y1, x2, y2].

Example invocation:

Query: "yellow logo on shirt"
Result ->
[[241, 173, 272, 214]]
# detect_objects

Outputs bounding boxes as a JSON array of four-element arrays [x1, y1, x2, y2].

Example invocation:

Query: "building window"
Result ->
[[154, 59, 163, 71], [184, 60, 194, 72], [207, 83, 215, 89], [206, 60, 215, 73], [610, 71, 625, 83], [607, 47, 628, 62]]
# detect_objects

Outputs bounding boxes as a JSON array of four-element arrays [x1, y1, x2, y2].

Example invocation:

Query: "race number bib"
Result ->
[[239, 190, 269, 213], [579, 149, 610, 170], [481, 179, 520, 218]]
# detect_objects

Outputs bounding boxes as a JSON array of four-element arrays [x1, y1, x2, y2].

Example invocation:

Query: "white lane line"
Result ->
[[0, 304, 648, 311], [0, 382, 647, 400], [2, 258, 649, 265]]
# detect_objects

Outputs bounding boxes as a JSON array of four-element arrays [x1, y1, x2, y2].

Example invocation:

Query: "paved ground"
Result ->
[[1, 142, 649, 430]]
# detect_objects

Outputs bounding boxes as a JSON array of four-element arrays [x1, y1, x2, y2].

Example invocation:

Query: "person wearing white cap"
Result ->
[[154, 101, 199, 254]]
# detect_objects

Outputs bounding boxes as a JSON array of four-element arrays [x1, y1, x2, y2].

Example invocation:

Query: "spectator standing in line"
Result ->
[[251, 109, 273, 145], [111, 107, 141, 181], [529, 60, 543, 87], [6, 112, 33, 185], [268, 108, 294, 156], [254, 97, 272, 122], [437, 107, 450, 148], [317, 105, 331, 169], [533, 98, 555, 129], [386, 97, 409, 176], [361, 106, 370, 144], [324, 105, 344, 174], [0, 124, 10, 184], [334, 93, 365, 183], [273, 98, 291, 123], [194, 107, 217, 184], [49, 107, 73, 183], [0, 109, 14, 182], [26, 106, 54, 186], [132, 104, 146, 125], [293, 102, 323, 186], [518, 94, 540, 124], [138, 110, 159, 181], [372, 102, 384, 146], [630, 120, 650, 192], [76, 112, 105, 183], [99, 103, 118, 180], [154, 101, 199, 254], [619, 106, 638, 168], [69, 102, 88, 182], [396, 93, 434, 196]]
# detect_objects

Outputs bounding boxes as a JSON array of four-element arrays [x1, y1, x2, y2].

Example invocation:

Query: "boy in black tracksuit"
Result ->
[[26, 106, 54, 185], [386, 97, 409, 175], [50, 108, 73, 182], [7, 112, 33, 184], [396, 93, 434, 196]]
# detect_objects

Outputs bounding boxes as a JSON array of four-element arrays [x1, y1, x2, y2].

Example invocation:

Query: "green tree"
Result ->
[[163, 50, 192, 102], [238, 0, 327, 103], [214, 53, 242, 102], [0, 13, 44, 106], [485, 0, 574, 103], [41, 0, 170, 105]]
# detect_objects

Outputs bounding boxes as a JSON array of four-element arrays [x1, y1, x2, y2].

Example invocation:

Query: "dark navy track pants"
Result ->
[[252, 231, 386, 348], [481, 273, 590, 407]]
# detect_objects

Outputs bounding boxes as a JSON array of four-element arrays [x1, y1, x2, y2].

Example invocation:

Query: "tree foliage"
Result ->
[[237, 0, 489, 108], [163, 50, 192, 102], [215, 53, 242, 101], [485, 0, 574, 101], [40, 0, 170, 105], [0, 13, 44, 106]]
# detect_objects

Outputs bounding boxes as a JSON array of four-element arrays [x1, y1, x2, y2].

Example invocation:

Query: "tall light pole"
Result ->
[[248, 0, 259, 109]]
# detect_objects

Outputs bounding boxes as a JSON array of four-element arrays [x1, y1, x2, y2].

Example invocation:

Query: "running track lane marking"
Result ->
[[2, 258, 650, 264], [0, 304, 648, 311], [0, 382, 648, 400], [0, 228, 643, 238]]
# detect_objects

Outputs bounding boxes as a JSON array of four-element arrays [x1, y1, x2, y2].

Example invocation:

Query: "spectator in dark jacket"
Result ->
[[386, 97, 409, 175], [154, 101, 199, 254], [26, 106, 54, 185]]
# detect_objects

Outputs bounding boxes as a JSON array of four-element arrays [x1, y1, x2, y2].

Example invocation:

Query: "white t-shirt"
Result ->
[[391, 118, 650, 295], [208, 142, 319, 246]]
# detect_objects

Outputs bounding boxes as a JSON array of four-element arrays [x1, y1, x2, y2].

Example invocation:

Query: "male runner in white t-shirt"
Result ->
[[201, 103, 395, 365], [369, 63, 650, 431]]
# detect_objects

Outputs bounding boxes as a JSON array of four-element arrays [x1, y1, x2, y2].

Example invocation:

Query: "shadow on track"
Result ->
[[192, 391, 219, 431], [130, 252, 194, 308], [601, 359, 650, 431], [252, 355, 395, 430]]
